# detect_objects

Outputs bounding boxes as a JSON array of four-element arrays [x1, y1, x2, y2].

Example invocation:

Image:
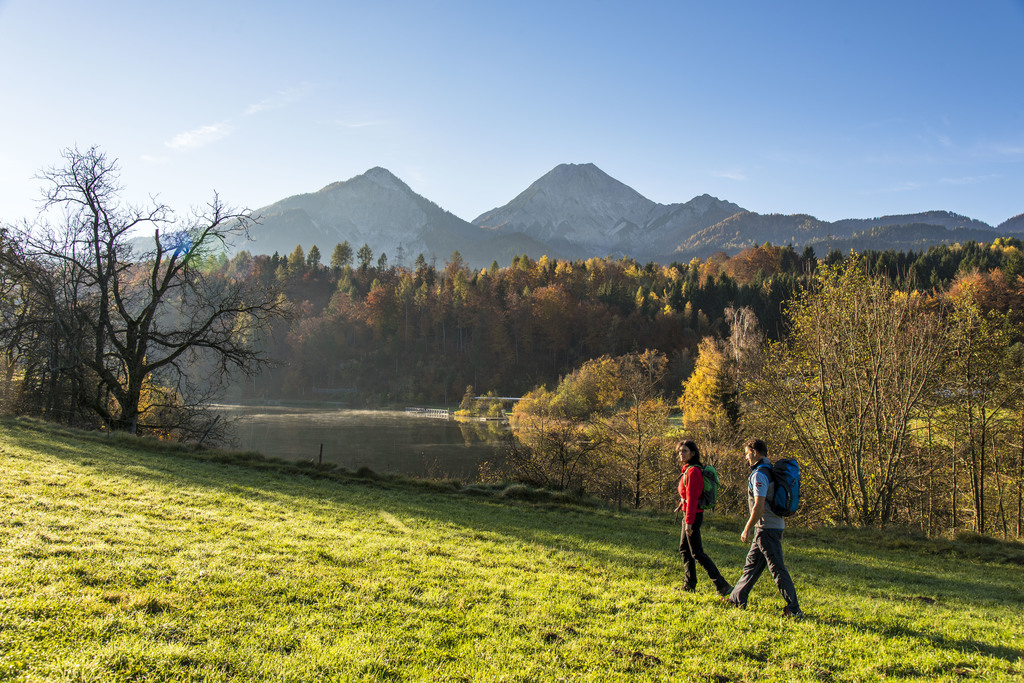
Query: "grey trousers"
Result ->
[[730, 527, 800, 611]]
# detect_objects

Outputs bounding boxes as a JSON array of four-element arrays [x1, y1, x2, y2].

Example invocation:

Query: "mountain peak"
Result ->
[[472, 163, 657, 250], [547, 162, 601, 175], [471, 164, 748, 260], [362, 165, 399, 181], [317, 167, 409, 196], [534, 163, 639, 195], [355, 166, 410, 193]]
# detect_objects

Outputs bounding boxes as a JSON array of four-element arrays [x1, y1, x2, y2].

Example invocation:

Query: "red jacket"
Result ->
[[678, 464, 704, 524]]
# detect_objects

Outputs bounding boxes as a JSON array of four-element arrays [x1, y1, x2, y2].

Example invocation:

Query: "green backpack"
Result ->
[[697, 465, 720, 510]]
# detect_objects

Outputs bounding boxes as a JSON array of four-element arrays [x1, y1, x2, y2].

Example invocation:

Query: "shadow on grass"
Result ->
[[7, 416, 1024, 614], [802, 611, 1024, 664], [793, 546, 1024, 606]]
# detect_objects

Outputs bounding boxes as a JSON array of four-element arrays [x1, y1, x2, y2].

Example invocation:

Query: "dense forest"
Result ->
[[232, 238, 1024, 407]]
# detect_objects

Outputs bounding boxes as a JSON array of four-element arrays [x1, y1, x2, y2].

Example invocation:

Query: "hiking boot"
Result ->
[[679, 585, 696, 593], [782, 606, 804, 619], [720, 596, 746, 609]]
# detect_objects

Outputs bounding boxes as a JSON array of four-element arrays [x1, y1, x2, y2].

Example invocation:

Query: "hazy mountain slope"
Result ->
[[641, 194, 745, 257], [473, 163, 657, 249], [806, 223, 1005, 255], [229, 163, 1021, 266], [472, 163, 744, 260], [238, 167, 487, 265], [675, 210, 1005, 259], [829, 211, 993, 236], [476, 232, 569, 265], [676, 212, 831, 257], [997, 213, 1024, 234]]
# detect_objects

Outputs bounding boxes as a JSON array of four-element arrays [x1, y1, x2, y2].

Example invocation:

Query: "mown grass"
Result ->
[[1, 417, 1022, 682]]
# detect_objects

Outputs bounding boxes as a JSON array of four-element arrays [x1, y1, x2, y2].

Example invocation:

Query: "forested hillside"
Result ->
[[230, 239, 1024, 407]]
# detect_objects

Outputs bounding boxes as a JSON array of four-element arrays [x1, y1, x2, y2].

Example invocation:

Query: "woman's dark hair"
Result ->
[[678, 439, 702, 466]]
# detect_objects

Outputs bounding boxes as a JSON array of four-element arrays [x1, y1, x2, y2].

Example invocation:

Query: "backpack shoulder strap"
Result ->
[[749, 462, 772, 488], [682, 464, 703, 488]]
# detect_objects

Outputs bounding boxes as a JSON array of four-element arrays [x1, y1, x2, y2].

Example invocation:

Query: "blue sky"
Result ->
[[2, 0, 1022, 229]]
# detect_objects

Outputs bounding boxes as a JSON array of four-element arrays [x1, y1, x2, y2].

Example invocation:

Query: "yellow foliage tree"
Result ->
[[679, 337, 733, 431], [510, 350, 671, 505]]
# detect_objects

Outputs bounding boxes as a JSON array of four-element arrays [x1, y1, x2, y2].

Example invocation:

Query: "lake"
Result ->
[[213, 405, 508, 481]]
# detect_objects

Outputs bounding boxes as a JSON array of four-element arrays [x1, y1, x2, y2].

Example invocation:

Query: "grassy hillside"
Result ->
[[1, 418, 1022, 682]]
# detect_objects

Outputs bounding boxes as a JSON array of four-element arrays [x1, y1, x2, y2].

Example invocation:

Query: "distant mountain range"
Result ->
[[236, 163, 1024, 268]]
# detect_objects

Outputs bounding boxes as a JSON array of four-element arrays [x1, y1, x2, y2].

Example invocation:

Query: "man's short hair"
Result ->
[[744, 438, 767, 455]]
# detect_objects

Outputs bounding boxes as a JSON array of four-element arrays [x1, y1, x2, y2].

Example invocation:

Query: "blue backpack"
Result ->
[[757, 458, 801, 517]]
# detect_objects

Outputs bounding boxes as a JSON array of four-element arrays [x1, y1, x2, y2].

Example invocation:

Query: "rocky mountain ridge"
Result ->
[[472, 163, 743, 261], [237, 163, 1022, 268]]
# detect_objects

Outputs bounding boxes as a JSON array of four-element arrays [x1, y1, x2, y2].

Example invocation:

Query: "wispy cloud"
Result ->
[[165, 122, 234, 150], [991, 143, 1024, 157], [158, 83, 316, 156], [939, 174, 997, 186], [711, 169, 746, 181], [245, 83, 317, 116]]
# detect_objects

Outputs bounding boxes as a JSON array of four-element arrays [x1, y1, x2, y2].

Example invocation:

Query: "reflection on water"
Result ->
[[213, 405, 507, 481]]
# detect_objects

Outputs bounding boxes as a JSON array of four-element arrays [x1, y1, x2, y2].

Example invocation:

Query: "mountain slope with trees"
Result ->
[[999, 212, 1024, 233]]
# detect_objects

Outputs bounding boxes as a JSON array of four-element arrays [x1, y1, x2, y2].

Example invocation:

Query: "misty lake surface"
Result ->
[[213, 405, 507, 481]]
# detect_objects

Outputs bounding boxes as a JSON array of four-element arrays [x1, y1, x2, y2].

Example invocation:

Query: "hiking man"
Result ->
[[675, 440, 732, 596], [723, 438, 803, 617]]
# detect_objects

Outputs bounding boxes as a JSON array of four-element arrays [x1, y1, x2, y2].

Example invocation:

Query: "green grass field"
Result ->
[[1, 417, 1022, 682]]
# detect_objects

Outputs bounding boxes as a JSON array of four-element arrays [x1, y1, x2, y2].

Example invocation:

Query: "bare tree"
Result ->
[[942, 288, 1024, 533], [505, 411, 606, 491], [599, 351, 673, 509], [0, 146, 288, 438], [746, 258, 946, 526]]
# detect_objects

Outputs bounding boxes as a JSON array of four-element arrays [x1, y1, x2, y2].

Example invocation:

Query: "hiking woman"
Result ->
[[676, 440, 732, 596]]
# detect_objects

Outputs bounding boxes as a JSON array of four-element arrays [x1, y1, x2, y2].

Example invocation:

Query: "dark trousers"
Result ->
[[679, 511, 731, 595], [730, 527, 800, 610]]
